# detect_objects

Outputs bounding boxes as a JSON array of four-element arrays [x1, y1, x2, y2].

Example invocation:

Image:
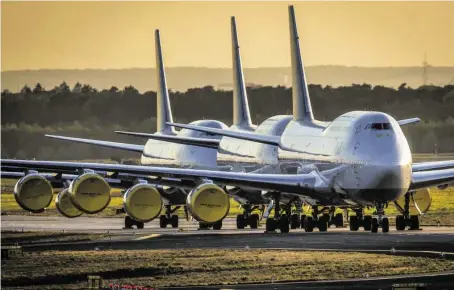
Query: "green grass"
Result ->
[[2, 249, 453, 289]]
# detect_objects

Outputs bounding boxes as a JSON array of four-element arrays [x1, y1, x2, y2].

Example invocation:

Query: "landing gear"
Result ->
[[199, 219, 223, 230], [369, 202, 389, 233], [236, 204, 261, 229], [396, 192, 421, 231], [159, 204, 180, 228], [348, 207, 372, 231], [264, 193, 289, 233], [124, 215, 145, 229]]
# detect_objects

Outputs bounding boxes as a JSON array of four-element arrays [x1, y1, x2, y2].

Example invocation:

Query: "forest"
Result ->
[[1, 82, 454, 160]]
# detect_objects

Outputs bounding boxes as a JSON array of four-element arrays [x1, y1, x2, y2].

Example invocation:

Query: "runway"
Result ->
[[3, 215, 454, 253]]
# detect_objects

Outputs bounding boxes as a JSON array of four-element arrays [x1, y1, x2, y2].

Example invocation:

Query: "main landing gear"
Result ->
[[349, 207, 373, 232], [265, 193, 290, 233], [301, 206, 344, 233], [396, 192, 420, 231], [124, 215, 144, 229], [159, 204, 180, 228], [198, 220, 223, 230], [236, 204, 260, 229]]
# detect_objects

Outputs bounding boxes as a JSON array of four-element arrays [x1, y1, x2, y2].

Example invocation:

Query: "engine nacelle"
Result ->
[[394, 188, 432, 215], [186, 182, 230, 223], [14, 174, 53, 213], [69, 173, 111, 214], [123, 184, 163, 222], [55, 188, 83, 218]]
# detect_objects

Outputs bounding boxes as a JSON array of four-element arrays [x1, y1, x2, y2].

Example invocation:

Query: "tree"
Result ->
[[20, 85, 32, 95], [57, 81, 71, 94], [72, 82, 82, 93], [33, 83, 45, 94]]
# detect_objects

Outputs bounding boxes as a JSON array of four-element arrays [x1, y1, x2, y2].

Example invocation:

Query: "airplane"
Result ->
[[2, 5, 454, 234]]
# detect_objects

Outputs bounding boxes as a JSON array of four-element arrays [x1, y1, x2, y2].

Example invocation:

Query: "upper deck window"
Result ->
[[365, 123, 392, 130]]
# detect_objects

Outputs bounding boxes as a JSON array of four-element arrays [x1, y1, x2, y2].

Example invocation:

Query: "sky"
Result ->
[[2, 1, 454, 71]]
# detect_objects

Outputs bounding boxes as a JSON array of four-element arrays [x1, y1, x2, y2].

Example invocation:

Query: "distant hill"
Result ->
[[2, 66, 454, 93]]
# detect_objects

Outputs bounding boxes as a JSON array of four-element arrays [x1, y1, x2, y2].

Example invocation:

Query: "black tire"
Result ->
[[363, 215, 372, 231], [382, 217, 389, 233], [266, 218, 276, 232], [236, 214, 245, 229], [198, 222, 210, 230], [300, 215, 306, 228], [335, 213, 343, 227], [396, 215, 406, 231], [290, 214, 300, 229], [249, 214, 259, 229], [124, 216, 133, 229], [170, 215, 179, 228], [213, 220, 222, 230], [304, 216, 314, 232], [410, 215, 420, 230], [159, 215, 167, 229], [318, 215, 328, 232], [371, 218, 379, 233], [349, 216, 359, 231], [136, 221, 144, 229], [280, 215, 290, 233]]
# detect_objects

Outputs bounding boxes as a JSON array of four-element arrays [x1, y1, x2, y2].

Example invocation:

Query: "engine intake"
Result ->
[[69, 173, 111, 214], [123, 184, 163, 222], [14, 174, 53, 213], [55, 188, 83, 218], [186, 182, 230, 223], [394, 188, 432, 215]]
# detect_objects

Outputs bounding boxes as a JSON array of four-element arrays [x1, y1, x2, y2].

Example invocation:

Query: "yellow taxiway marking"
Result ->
[[135, 234, 162, 241]]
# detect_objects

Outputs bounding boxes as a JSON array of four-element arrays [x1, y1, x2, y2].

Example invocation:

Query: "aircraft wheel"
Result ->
[[280, 215, 290, 233], [136, 221, 144, 229], [249, 214, 259, 229], [300, 215, 306, 228], [304, 216, 314, 232], [363, 215, 372, 231], [213, 220, 222, 230], [170, 215, 179, 228], [318, 216, 328, 232], [236, 214, 245, 229], [382, 217, 389, 233], [410, 215, 420, 230], [335, 213, 343, 227], [349, 216, 359, 231], [266, 218, 276, 232], [124, 216, 133, 229], [396, 215, 406, 231], [290, 214, 300, 229], [159, 215, 168, 228], [371, 218, 379, 233]]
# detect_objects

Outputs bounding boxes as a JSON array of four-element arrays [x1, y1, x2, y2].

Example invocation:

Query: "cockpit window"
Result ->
[[365, 123, 392, 130]]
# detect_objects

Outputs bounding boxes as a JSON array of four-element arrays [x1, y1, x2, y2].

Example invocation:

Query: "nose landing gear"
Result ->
[[370, 202, 389, 233], [159, 204, 180, 228]]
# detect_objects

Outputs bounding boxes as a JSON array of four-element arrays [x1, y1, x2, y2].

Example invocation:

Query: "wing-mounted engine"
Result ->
[[394, 188, 432, 215], [55, 188, 83, 218], [69, 172, 111, 214], [186, 182, 230, 223], [14, 174, 54, 213], [123, 183, 163, 222]]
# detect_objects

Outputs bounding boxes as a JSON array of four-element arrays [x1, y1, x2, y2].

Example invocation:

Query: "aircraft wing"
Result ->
[[45, 134, 144, 153], [115, 131, 220, 149], [397, 118, 420, 126], [167, 122, 281, 146], [412, 160, 454, 172], [0, 159, 326, 198], [409, 168, 454, 190]]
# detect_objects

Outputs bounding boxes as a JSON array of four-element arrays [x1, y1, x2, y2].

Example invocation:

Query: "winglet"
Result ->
[[289, 5, 314, 123], [231, 16, 254, 130], [155, 30, 176, 135]]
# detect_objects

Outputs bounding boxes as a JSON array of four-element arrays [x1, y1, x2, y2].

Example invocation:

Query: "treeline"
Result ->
[[1, 82, 454, 159]]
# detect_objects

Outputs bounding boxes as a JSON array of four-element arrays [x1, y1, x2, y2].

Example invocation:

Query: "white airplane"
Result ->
[[2, 5, 454, 234]]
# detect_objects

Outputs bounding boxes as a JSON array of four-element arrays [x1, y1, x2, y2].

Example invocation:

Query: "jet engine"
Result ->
[[14, 174, 53, 213], [394, 188, 432, 215], [69, 173, 111, 214], [123, 184, 163, 222], [186, 182, 230, 223], [55, 188, 83, 218]]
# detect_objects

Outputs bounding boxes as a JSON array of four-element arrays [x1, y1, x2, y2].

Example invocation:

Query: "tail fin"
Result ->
[[155, 30, 175, 135], [288, 5, 314, 122], [231, 17, 253, 130]]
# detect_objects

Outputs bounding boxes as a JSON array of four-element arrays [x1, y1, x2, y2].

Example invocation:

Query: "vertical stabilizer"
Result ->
[[231, 17, 253, 130], [289, 5, 314, 122], [155, 30, 176, 135]]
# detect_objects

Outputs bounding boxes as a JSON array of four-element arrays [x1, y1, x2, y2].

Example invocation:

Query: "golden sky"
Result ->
[[2, 1, 454, 71]]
